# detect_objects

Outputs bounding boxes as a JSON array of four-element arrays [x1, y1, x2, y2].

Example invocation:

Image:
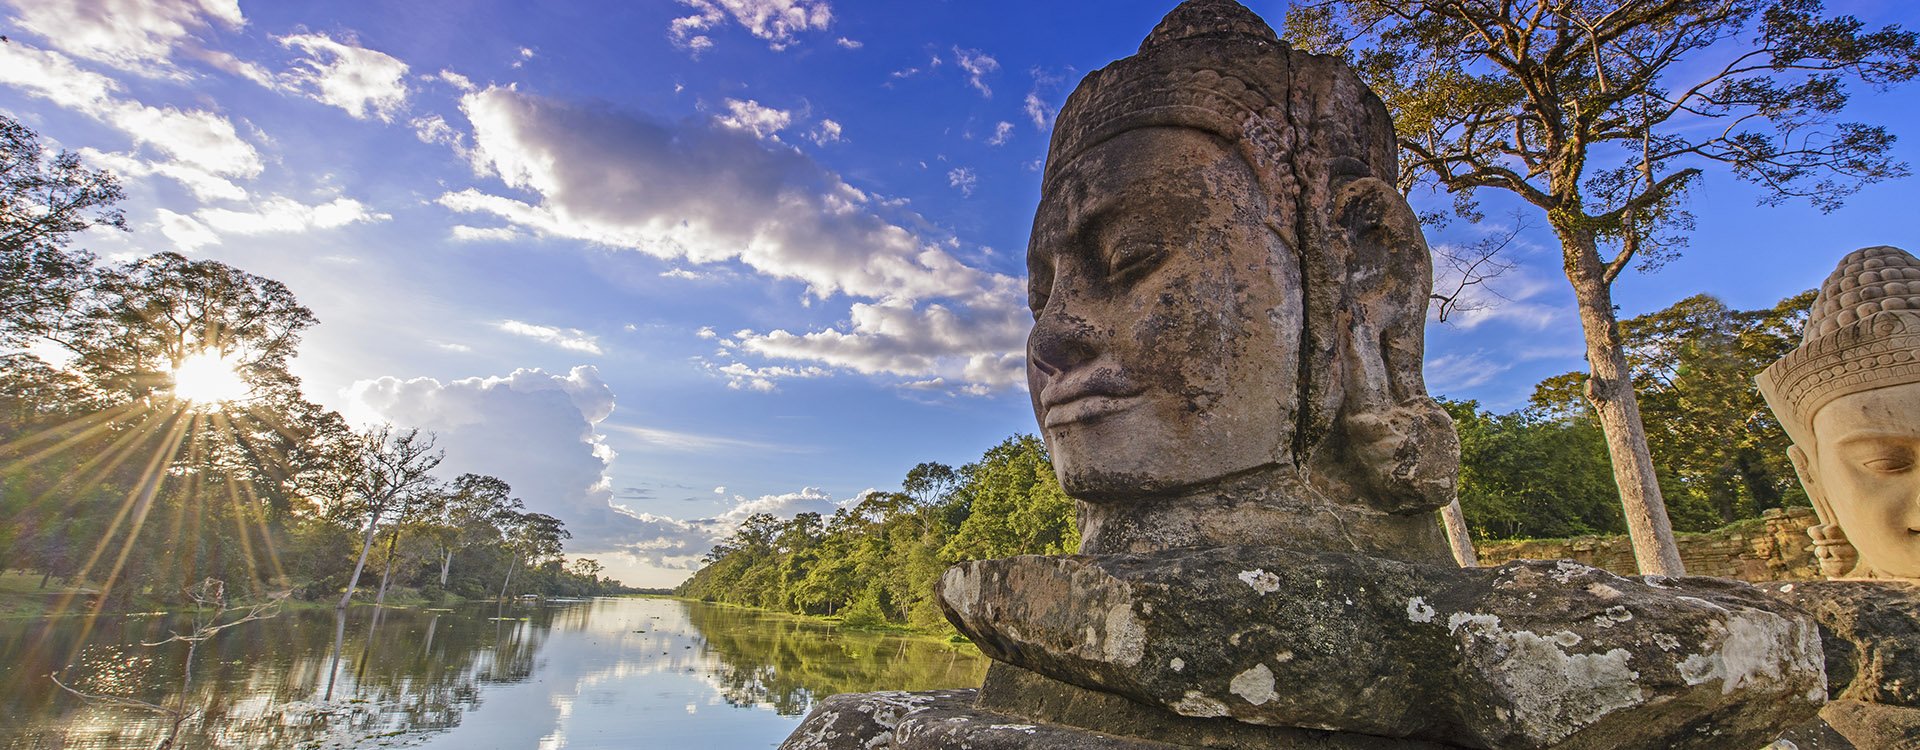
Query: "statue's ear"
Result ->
[[1789, 446, 1835, 524], [1325, 176, 1456, 514]]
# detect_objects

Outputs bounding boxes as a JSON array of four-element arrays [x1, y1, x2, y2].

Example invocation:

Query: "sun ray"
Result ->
[[0, 401, 149, 475], [41, 409, 192, 667]]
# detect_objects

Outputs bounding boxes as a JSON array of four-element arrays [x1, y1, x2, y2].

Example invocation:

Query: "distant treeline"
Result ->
[[681, 292, 1815, 628], [677, 435, 1075, 631]]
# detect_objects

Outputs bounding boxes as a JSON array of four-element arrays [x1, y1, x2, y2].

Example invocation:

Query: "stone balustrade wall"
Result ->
[[1476, 507, 1822, 582]]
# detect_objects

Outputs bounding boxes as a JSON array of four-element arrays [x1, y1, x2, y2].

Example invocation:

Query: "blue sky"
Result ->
[[5, 0, 1920, 587]]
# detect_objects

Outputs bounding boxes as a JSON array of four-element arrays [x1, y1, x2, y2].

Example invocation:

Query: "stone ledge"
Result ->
[[938, 548, 1825, 750]]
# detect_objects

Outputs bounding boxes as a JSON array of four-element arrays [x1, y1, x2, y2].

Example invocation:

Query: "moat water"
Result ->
[[0, 597, 988, 749]]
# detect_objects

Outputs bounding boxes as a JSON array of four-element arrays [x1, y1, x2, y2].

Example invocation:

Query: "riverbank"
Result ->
[[666, 595, 972, 645], [0, 571, 501, 619]]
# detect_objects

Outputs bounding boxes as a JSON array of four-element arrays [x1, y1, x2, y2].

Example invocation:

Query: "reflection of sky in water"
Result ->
[[0, 597, 986, 750], [415, 599, 799, 749]]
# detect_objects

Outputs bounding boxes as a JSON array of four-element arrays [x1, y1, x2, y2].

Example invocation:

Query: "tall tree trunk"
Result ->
[[1440, 499, 1479, 567], [1565, 234, 1686, 575], [439, 547, 453, 587], [498, 553, 518, 602], [374, 527, 403, 607], [338, 511, 383, 610]]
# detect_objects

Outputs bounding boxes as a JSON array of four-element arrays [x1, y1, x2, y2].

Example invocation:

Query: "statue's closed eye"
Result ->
[[1863, 454, 1915, 474]]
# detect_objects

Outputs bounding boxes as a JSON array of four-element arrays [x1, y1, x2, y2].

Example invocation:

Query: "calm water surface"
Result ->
[[0, 597, 988, 749]]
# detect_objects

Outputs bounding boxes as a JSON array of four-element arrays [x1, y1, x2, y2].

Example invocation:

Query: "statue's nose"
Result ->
[[1027, 302, 1099, 378]]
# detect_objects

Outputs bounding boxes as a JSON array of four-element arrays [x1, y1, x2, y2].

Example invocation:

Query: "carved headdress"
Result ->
[[1758, 246, 1920, 446], [1042, 0, 1456, 514], [1758, 245, 1920, 577]]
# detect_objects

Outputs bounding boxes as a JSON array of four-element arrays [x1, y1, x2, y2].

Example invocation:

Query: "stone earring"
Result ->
[[1808, 522, 1859, 578]]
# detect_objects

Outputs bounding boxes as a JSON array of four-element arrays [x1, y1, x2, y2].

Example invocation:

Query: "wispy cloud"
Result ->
[[953, 47, 999, 97], [276, 33, 410, 121], [498, 320, 603, 355]]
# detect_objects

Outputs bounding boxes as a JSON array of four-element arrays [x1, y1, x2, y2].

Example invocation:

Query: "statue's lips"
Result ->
[[1041, 392, 1143, 428]]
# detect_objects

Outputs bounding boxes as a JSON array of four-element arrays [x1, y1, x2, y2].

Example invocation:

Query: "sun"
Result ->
[[170, 351, 251, 406]]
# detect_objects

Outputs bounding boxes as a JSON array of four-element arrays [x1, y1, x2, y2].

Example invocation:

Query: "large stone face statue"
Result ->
[[1759, 245, 1920, 580], [1026, 0, 1456, 561]]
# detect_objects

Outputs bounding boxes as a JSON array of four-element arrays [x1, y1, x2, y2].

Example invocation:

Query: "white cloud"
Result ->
[[7, 0, 245, 76], [808, 119, 843, 146], [953, 47, 999, 98], [344, 367, 650, 556], [497, 320, 603, 355], [276, 33, 411, 121], [701, 361, 828, 392], [695, 326, 719, 339], [948, 167, 977, 197], [987, 121, 1013, 146], [669, 0, 833, 53], [732, 295, 1028, 391], [77, 147, 245, 201], [411, 114, 470, 157], [714, 486, 727, 494], [439, 86, 1029, 392], [835, 37, 862, 50], [160, 196, 389, 250], [0, 43, 263, 181], [450, 225, 521, 242], [712, 98, 791, 141], [1025, 92, 1054, 130]]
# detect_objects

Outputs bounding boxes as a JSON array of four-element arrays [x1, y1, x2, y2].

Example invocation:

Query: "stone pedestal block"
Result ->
[[938, 548, 1825, 750]]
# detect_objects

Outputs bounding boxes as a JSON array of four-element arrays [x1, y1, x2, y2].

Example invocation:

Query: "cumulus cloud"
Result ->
[[953, 47, 999, 97], [0, 43, 262, 183], [276, 33, 411, 121], [835, 37, 862, 50], [702, 361, 829, 392], [712, 98, 791, 141], [497, 320, 603, 355], [733, 296, 1028, 391], [808, 119, 843, 146], [158, 196, 390, 250], [344, 367, 649, 555], [7, 0, 246, 77], [436, 85, 1028, 392], [341, 365, 853, 580], [77, 147, 245, 201], [669, 0, 833, 53]]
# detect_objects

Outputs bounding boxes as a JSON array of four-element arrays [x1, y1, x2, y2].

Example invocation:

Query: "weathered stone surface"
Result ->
[[979, 663, 1463, 749], [1479, 507, 1823, 583], [940, 548, 1825, 750], [778, 689, 1195, 750], [1778, 699, 1920, 749], [1765, 579, 1920, 706], [1025, 0, 1456, 561]]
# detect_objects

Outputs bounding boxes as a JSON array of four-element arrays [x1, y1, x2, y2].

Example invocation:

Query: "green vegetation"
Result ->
[[678, 435, 1073, 632], [1450, 291, 1813, 540], [0, 114, 630, 615]]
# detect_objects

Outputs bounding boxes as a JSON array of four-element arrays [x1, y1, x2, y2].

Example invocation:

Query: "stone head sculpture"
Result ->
[[1026, 0, 1456, 561], [1759, 245, 1920, 580]]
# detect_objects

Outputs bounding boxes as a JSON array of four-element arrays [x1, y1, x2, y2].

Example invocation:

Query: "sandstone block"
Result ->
[[940, 549, 1825, 750]]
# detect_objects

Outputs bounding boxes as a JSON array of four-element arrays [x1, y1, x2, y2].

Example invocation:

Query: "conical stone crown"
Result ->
[[1808, 245, 1920, 340], [1140, 0, 1279, 53]]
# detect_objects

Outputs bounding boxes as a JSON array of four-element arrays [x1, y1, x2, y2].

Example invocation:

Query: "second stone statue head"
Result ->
[[1025, 0, 1457, 557]]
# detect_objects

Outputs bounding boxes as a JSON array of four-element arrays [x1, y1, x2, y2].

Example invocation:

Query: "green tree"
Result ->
[[1287, 0, 1920, 574], [0, 113, 123, 348], [1444, 398, 1623, 539], [941, 435, 1075, 562], [335, 425, 443, 609]]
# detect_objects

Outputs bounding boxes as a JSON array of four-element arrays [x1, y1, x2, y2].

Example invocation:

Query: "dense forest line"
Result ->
[[680, 291, 1816, 629], [0, 116, 632, 611]]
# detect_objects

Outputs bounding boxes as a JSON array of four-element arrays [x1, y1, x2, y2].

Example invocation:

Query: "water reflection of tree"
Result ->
[[684, 603, 987, 716], [1, 603, 561, 748]]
